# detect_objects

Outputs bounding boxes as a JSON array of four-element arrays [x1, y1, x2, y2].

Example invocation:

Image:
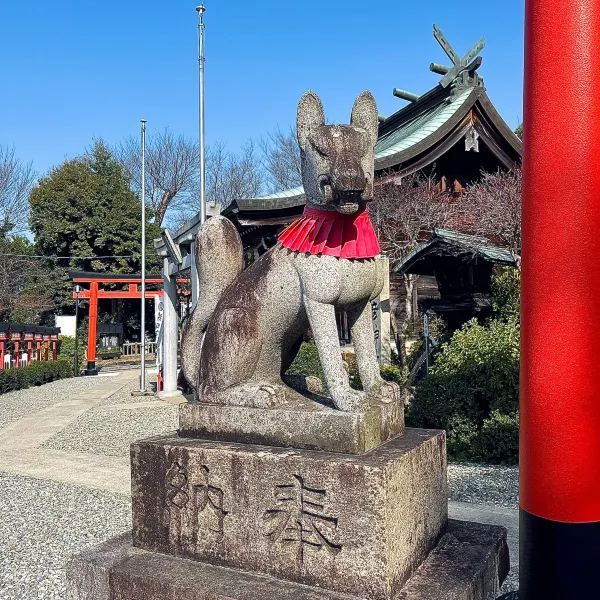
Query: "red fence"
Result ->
[[0, 324, 60, 370]]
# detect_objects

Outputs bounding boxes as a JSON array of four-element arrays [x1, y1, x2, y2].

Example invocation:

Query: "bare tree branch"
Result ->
[[372, 173, 464, 264], [260, 127, 302, 192], [462, 167, 522, 258], [0, 247, 52, 321], [0, 146, 36, 236], [116, 130, 198, 226]]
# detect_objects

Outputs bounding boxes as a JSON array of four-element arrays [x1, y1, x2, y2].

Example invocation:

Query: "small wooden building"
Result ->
[[395, 229, 517, 330]]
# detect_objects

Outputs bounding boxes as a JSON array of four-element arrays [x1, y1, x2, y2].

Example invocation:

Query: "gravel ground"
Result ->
[[448, 463, 518, 508], [0, 377, 101, 430], [42, 403, 177, 457], [0, 473, 130, 600], [40, 376, 177, 457]]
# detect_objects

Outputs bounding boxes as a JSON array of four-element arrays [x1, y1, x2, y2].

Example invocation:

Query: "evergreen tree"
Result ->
[[29, 141, 160, 314]]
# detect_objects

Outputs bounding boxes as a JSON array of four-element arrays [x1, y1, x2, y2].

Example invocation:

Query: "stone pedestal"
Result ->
[[178, 396, 404, 454], [67, 520, 509, 600], [130, 429, 445, 600], [67, 422, 508, 600]]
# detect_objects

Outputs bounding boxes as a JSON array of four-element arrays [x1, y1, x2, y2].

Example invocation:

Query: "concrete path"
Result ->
[[0, 372, 136, 494]]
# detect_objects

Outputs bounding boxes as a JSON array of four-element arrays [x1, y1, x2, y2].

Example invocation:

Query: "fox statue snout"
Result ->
[[297, 91, 378, 215]]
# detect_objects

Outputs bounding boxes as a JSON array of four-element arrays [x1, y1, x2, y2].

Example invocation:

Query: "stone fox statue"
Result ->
[[181, 91, 399, 412]]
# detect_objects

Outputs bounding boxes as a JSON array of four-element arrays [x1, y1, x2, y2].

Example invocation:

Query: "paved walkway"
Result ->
[[0, 373, 134, 494], [0, 371, 518, 598]]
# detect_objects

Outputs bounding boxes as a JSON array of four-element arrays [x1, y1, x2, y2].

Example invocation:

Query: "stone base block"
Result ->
[[66, 520, 509, 600], [178, 397, 404, 454], [131, 430, 446, 600]]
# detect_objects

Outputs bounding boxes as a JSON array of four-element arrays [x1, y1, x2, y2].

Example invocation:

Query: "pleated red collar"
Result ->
[[278, 206, 380, 259]]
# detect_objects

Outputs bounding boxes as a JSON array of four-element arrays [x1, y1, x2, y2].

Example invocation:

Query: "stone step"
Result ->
[[67, 519, 508, 600]]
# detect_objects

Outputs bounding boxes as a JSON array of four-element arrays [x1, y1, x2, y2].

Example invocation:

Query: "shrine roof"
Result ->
[[395, 228, 518, 275], [234, 26, 522, 213]]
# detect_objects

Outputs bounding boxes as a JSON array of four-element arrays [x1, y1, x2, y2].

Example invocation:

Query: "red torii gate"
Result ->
[[72, 272, 166, 376]]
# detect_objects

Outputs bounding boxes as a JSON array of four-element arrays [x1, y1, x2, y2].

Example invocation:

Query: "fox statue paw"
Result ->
[[367, 379, 401, 404], [332, 388, 368, 412]]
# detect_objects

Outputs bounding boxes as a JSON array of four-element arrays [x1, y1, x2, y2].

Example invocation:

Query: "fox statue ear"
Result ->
[[297, 91, 325, 151], [351, 91, 379, 149]]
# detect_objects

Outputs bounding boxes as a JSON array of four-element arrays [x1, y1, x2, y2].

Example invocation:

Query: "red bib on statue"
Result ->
[[278, 206, 380, 259]]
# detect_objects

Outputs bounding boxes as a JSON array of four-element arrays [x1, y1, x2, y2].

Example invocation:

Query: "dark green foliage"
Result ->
[[408, 319, 520, 464], [380, 363, 406, 386], [0, 360, 73, 395], [28, 141, 161, 315], [287, 343, 326, 384], [287, 343, 407, 392], [492, 266, 520, 322], [478, 411, 519, 463], [408, 265, 522, 464], [57, 336, 86, 372]]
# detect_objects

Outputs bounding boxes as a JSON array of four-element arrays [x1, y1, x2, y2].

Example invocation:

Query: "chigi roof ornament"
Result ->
[[430, 24, 485, 90]]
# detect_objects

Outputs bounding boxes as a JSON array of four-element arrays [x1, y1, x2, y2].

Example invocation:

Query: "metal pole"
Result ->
[[197, 4, 206, 225], [140, 119, 147, 392], [74, 287, 80, 376]]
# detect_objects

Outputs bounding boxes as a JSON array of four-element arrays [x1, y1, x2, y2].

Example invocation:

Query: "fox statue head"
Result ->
[[296, 91, 378, 215]]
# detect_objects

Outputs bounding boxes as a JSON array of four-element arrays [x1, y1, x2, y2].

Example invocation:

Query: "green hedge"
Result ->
[[408, 318, 520, 464], [57, 336, 86, 372], [0, 360, 73, 395], [287, 343, 406, 391]]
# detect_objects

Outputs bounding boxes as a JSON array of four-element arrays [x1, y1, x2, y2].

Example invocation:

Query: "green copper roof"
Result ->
[[395, 228, 517, 274], [374, 87, 474, 159]]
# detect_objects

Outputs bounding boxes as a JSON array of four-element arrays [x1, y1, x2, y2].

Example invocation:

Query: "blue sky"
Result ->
[[0, 1, 524, 176]]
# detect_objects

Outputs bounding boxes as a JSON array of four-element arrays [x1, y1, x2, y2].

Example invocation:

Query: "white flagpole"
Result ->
[[197, 4, 206, 225], [140, 118, 147, 392]]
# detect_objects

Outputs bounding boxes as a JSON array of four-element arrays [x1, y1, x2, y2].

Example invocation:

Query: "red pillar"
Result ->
[[0, 341, 4, 370], [52, 340, 57, 361], [521, 1, 600, 597], [27, 341, 32, 365], [85, 282, 99, 375], [36, 340, 41, 361], [43, 340, 49, 361], [13, 340, 20, 368]]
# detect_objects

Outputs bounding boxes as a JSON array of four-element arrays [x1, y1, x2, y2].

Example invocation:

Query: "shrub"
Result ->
[[380, 364, 406, 386], [287, 343, 326, 383], [58, 336, 86, 371], [408, 318, 519, 463], [287, 343, 406, 391], [0, 360, 73, 395], [446, 416, 480, 462], [478, 411, 519, 464], [98, 347, 122, 360], [492, 266, 520, 322]]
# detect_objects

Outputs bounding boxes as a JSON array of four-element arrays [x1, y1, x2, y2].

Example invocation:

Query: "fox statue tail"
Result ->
[[180, 216, 244, 391]]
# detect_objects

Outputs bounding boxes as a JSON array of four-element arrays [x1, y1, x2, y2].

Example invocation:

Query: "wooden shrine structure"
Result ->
[[0, 323, 61, 370], [395, 229, 517, 330]]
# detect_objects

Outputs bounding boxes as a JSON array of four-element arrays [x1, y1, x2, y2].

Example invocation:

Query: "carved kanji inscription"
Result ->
[[262, 474, 341, 565]]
